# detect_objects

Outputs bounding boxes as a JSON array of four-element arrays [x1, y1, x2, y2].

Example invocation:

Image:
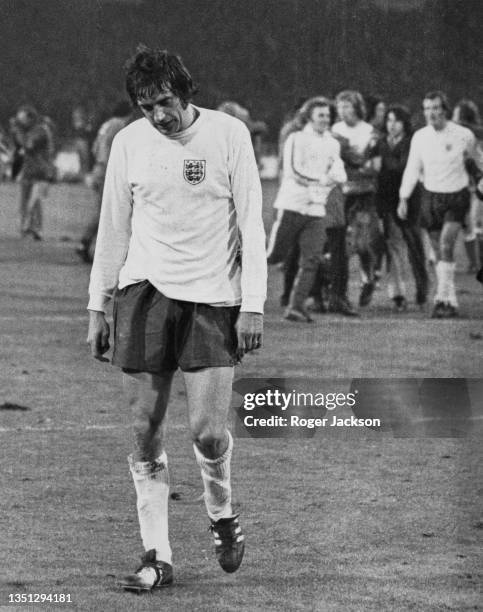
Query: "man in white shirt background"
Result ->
[[332, 90, 383, 311], [267, 97, 347, 322], [398, 91, 483, 318], [86, 45, 266, 592]]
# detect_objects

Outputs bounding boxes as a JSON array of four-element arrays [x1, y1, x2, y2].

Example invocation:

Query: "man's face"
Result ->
[[310, 105, 331, 134], [137, 88, 190, 135], [16, 110, 34, 128], [337, 100, 358, 125], [374, 101, 387, 126], [423, 97, 446, 130]]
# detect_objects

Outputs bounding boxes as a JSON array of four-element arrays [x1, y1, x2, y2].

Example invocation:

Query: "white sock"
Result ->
[[193, 431, 233, 521], [434, 261, 449, 303], [443, 261, 458, 306], [128, 452, 172, 565]]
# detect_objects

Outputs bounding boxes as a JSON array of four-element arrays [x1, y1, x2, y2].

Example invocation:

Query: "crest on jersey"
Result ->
[[183, 159, 206, 185]]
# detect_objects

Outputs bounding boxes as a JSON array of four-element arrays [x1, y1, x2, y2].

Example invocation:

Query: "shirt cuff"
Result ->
[[87, 294, 110, 313], [240, 296, 265, 314]]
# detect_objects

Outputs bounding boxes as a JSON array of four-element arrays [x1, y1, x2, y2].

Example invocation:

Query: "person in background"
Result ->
[[399, 91, 483, 318], [452, 99, 483, 273], [332, 90, 383, 310], [70, 105, 96, 176], [267, 96, 347, 322], [10, 105, 56, 240], [374, 104, 428, 311], [276, 98, 309, 308], [217, 100, 267, 167], [366, 95, 387, 136], [76, 100, 133, 263]]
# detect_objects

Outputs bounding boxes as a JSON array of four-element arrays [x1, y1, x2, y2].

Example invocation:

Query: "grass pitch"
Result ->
[[0, 182, 481, 611]]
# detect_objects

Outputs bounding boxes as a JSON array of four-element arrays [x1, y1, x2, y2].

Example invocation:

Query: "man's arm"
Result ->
[[87, 134, 132, 360], [287, 132, 319, 185], [398, 132, 423, 219], [229, 122, 267, 356], [327, 140, 348, 185]]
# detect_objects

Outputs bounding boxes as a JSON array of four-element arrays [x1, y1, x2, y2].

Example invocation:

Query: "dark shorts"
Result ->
[[112, 281, 240, 374], [420, 187, 470, 231]]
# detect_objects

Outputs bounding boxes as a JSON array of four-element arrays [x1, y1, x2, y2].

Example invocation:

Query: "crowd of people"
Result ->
[[270, 90, 483, 320], [1, 88, 482, 317]]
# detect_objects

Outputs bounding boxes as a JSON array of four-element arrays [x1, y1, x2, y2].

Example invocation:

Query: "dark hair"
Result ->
[[453, 98, 481, 126], [384, 104, 412, 136], [298, 96, 337, 126], [423, 90, 451, 118], [335, 90, 366, 120], [111, 100, 133, 118], [366, 95, 385, 122], [125, 44, 198, 107]]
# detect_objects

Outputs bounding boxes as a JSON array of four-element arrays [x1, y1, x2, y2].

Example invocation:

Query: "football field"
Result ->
[[0, 181, 482, 611]]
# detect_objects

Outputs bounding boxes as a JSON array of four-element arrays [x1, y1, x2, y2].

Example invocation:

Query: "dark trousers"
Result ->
[[281, 243, 300, 305], [346, 192, 385, 286], [268, 210, 326, 310], [400, 222, 429, 303], [326, 226, 349, 301]]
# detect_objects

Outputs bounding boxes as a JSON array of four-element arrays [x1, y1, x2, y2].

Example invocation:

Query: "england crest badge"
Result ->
[[183, 159, 206, 185]]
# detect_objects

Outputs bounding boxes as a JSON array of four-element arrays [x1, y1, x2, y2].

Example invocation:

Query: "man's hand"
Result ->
[[87, 310, 110, 362], [397, 198, 408, 220], [235, 312, 263, 359]]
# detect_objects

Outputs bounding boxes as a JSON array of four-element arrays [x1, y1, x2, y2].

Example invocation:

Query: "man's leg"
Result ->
[[184, 366, 244, 572], [281, 243, 300, 307], [184, 366, 234, 517], [119, 370, 174, 591], [267, 210, 302, 265], [438, 221, 461, 311], [432, 221, 460, 317], [401, 224, 428, 306], [31, 182, 48, 239], [19, 180, 32, 236], [386, 216, 407, 308], [24, 181, 48, 239], [326, 225, 358, 315], [287, 216, 325, 321]]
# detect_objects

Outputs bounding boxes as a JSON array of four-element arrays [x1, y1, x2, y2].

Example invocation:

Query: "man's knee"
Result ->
[[298, 252, 323, 272], [440, 222, 460, 260], [192, 424, 228, 458]]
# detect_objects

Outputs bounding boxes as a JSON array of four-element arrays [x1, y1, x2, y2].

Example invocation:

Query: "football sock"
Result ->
[[193, 430, 233, 521], [434, 260, 449, 303], [443, 261, 458, 307], [128, 451, 172, 565], [435, 260, 457, 306]]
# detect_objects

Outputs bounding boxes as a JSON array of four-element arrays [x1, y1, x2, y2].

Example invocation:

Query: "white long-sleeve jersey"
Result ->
[[88, 107, 267, 313], [399, 121, 477, 199], [274, 124, 347, 216]]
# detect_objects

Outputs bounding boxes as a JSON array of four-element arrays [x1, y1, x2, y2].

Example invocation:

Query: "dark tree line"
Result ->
[[1, 0, 481, 139]]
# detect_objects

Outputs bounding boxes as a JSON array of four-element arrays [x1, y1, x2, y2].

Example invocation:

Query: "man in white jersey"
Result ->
[[86, 45, 266, 592], [399, 91, 483, 318], [332, 90, 382, 311]]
